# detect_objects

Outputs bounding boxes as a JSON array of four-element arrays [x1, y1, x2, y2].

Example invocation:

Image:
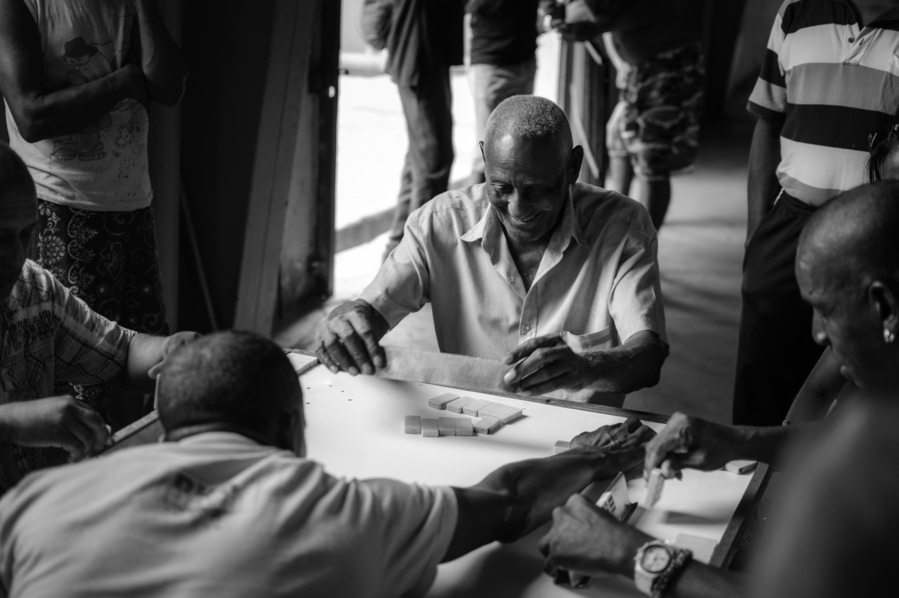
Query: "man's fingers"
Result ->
[[503, 334, 561, 365], [515, 370, 573, 397], [332, 319, 373, 375], [73, 405, 109, 455], [517, 358, 570, 391], [320, 324, 360, 374], [351, 317, 386, 370], [316, 343, 340, 373]]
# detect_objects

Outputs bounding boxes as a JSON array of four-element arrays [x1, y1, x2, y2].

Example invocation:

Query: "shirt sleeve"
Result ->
[[362, 479, 458, 598], [359, 215, 432, 329], [48, 272, 136, 386], [749, 403, 899, 598], [747, 2, 787, 120], [608, 211, 668, 346]]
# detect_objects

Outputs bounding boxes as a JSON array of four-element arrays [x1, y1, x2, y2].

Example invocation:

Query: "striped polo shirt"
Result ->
[[748, 0, 899, 206]]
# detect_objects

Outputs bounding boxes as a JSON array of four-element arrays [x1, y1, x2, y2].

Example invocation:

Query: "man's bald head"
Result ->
[[484, 95, 573, 157], [157, 331, 305, 454], [0, 142, 34, 200], [799, 181, 899, 287], [796, 181, 899, 391]]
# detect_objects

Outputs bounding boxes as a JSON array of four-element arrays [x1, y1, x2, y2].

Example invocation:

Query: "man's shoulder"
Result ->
[[572, 183, 656, 241], [408, 186, 489, 228]]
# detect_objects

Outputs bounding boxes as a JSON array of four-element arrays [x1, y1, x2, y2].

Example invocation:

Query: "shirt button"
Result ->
[[522, 324, 531, 332], [509, 275, 515, 282], [848, 36, 855, 42]]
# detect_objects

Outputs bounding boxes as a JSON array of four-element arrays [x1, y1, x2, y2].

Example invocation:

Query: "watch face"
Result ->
[[641, 545, 672, 573]]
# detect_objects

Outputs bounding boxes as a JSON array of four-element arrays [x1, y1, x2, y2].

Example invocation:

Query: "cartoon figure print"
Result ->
[[52, 37, 113, 162]]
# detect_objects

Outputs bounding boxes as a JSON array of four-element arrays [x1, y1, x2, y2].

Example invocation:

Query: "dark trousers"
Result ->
[[386, 69, 454, 256], [733, 192, 824, 426]]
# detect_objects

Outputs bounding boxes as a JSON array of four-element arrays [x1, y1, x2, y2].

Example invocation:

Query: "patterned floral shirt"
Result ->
[[0, 260, 135, 493]]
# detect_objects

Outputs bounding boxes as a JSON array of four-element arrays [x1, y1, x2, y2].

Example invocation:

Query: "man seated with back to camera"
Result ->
[[316, 95, 668, 407], [0, 330, 656, 597]]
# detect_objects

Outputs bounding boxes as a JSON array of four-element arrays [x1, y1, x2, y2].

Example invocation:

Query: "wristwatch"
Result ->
[[633, 540, 692, 597]]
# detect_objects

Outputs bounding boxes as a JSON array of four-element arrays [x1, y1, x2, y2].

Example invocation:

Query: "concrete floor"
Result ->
[[278, 39, 752, 425]]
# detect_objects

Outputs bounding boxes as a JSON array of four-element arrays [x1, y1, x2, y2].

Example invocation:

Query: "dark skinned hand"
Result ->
[[644, 412, 745, 480], [502, 333, 594, 396], [539, 494, 652, 581], [0, 396, 109, 462], [315, 299, 389, 376], [571, 416, 657, 451]]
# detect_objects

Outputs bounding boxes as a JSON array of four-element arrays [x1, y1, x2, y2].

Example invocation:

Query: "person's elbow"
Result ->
[[9, 100, 52, 142], [624, 337, 668, 392]]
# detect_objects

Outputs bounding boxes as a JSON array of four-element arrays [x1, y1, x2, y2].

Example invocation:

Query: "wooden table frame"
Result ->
[[108, 350, 770, 570]]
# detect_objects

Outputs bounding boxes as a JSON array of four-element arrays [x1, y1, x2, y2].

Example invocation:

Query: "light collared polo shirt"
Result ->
[[0, 433, 458, 598], [361, 182, 667, 405], [748, 0, 899, 206], [0, 260, 135, 493]]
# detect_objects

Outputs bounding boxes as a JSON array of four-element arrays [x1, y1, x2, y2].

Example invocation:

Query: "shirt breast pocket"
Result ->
[[560, 328, 617, 354]]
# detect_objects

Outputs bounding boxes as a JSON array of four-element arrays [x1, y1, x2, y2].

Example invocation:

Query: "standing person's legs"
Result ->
[[468, 56, 537, 183], [733, 194, 824, 426], [385, 70, 455, 257], [623, 44, 704, 230], [30, 201, 168, 427]]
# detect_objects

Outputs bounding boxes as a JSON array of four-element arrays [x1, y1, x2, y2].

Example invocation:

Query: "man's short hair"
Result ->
[[157, 331, 300, 435], [0, 141, 35, 196], [484, 95, 571, 147]]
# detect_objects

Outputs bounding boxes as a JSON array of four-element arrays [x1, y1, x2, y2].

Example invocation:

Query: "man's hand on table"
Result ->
[[0, 396, 109, 462], [539, 494, 651, 580], [502, 333, 594, 396], [644, 412, 745, 480], [315, 299, 389, 376], [571, 416, 656, 452]]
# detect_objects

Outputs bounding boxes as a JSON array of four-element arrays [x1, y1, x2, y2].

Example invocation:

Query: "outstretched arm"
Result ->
[[0, 0, 147, 142], [444, 419, 656, 561], [131, 0, 186, 106], [117, 331, 200, 393]]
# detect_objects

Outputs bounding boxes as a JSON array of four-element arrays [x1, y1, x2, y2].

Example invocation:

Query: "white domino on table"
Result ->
[[446, 397, 474, 414], [438, 417, 456, 437], [642, 468, 665, 508], [454, 418, 474, 436], [404, 415, 421, 435], [428, 393, 459, 411], [462, 398, 492, 416], [553, 440, 571, 454], [473, 416, 503, 435], [421, 418, 439, 438], [478, 402, 522, 424]]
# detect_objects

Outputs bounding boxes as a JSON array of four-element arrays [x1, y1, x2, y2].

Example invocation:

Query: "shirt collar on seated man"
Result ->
[[459, 186, 588, 259]]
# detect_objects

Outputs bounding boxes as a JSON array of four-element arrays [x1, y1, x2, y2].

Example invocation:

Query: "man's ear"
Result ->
[[568, 146, 584, 182], [870, 281, 899, 339], [479, 141, 487, 168]]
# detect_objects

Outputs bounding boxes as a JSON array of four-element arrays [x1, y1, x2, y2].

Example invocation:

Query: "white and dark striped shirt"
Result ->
[[748, 0, 899, 206]]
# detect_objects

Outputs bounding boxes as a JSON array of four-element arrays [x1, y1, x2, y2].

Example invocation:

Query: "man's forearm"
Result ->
[[132, 0, 185, 106], [484, 448, 641, 541], [740, 424, 809, 469], [9, 69, 135, 142], [582, 337, 666, 393], [121, 333, 167, 392], [746, 117, 783, 243]]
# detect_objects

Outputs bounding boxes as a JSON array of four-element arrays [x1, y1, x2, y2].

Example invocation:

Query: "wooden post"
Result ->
[[234, 0, 317, 334]]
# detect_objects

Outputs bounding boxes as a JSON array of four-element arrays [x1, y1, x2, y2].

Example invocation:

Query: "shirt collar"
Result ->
[[459, 186, 588, 251]]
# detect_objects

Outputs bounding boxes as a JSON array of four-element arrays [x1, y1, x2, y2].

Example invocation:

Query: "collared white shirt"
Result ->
[[0, 433, 458, 598], [361, 182, 667, 404]]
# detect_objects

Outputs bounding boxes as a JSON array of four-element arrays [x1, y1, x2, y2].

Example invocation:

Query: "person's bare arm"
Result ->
[[746, 116, 783, 245], [114, 331, 199, 393], [0, 0, 146, 142], [130, 0, 186, 106], [502, 330, 666, 396], [444, 445, 645, 562], [540, 495, 744, 598]]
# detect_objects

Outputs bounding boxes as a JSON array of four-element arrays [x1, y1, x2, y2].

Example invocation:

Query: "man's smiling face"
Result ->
[[482, 133, 578, 245]]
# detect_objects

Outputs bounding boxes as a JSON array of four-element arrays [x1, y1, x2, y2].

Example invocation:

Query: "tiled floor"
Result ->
[[277, 36, 752, 425]]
